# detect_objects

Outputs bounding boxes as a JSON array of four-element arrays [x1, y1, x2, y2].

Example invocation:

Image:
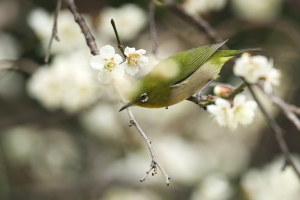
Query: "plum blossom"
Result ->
[[121, 47, 148, 76], [207, 94, 257, 130], [90, 45, 124, 84], [234, 53, 281, 93], [27, 50, 100, 112]]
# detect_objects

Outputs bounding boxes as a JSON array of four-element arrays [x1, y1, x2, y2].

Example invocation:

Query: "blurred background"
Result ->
[[1, 0, 300, 199]]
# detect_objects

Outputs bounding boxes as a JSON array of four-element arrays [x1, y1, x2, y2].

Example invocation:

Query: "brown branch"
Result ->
[[247, 83, 300, 178], [0, 59, 39, 75], [257, 83, 300, 132], [162, 0, 228, 49], [45, 0, 62, 63], [149, 0, 158, 54], [64, 0, 99, 55]]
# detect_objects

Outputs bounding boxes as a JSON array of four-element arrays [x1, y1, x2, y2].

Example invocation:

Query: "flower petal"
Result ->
[[100, 45, 115, 59], [125, 65, 139, 76], [124, 47, 136, 56], [114, 54, 123, 65], [90, 55, 105, 70], [98, 70, 112, 84]]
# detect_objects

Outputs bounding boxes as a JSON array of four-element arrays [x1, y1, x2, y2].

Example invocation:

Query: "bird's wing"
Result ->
[[171, 40, 227, 86]]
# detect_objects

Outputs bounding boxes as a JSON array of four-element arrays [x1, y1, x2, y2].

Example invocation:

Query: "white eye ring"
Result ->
[[140, 93, 148, 102]]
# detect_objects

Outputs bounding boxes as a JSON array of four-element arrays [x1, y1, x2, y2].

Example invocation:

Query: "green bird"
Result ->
[[120, 40, 262, 111]]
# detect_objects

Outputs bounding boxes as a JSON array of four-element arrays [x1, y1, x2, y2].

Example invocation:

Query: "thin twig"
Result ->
[[162, 0, 228, 49], [257, 83, 300, 132], [149, 0, 158, 54], [45, 0, 62, 63], [247, 83, 300, 178], [65, 0, 99, 55], [115, 86, 170, 185], [110, 19, 126, 58]]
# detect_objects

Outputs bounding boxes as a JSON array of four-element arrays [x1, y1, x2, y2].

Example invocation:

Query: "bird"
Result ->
[[119, 40, 262, 111]]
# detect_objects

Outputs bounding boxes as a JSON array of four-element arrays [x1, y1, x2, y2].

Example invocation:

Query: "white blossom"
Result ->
[[232, 0, 283, 22], [207, 97, 235, 129], [90, 45, 124, 84], [97, 4, 146, 41], [183, 0, 227, 15], [121, 47, 148, 76], [261, 60, 281, 93], [27, 8, 90, 53], [241, 155, 300, 200], [27, 50, 100, 112], [234, 53, 267, 83], [232, 94, 257, 126], [234, 53, 281, 92], [207, 94, 257, 130]]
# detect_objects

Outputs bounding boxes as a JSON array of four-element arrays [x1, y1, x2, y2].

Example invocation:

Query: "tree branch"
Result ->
[[162, 0, 228, 49], [257, 83, 300, 132], [247, 83, 300, 178], [64, 0, 99, 55], [45, 0, 62, 63]]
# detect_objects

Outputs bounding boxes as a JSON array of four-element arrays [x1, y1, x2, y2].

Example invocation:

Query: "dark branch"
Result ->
[[162, 0, 228, 49], [247, 83, 300, 178], [64, 0, 99, 55]]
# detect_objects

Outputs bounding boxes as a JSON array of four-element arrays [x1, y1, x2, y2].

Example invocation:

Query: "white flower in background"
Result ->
[[232, 0, 283, 22], [207, 94, 257, 130], [262, 62, 281, 93], [98, 4, 146, 41], [90, 45, 124, 84], [191, 173, 233, 200], [27, 50, 100, 112], [241, 155, 300, 200], [234, 53, 281, 92], [234, 53, 267, 83], [121, 47, 148, 76], [27, 8, 90, 53], [27, 66, 65, 110], [183, 0, 227, 15]]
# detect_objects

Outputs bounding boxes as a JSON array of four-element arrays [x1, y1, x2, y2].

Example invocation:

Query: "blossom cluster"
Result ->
[[27, 51, 100, 113], [207, 94, 257, 130], [234, 53, 281, 93], [90, 45, 148, 84]]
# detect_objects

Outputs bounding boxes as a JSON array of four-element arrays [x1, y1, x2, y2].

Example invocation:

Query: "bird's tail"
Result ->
[[223, 48, 265, 57]]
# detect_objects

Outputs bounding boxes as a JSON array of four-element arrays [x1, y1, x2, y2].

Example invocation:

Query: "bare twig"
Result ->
[[257, 83, 300, 132], [149, 0, 158, 54], [45, 0, 62, 63], [247, 83, 300, 178], [162, 0, 228, 49], [64, 0, 99, 55], [115, 86, 170, 185]]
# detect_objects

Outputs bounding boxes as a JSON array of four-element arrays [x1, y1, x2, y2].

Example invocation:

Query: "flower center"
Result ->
[[104, 58, 116, 72], [127, 53, 140, 66]]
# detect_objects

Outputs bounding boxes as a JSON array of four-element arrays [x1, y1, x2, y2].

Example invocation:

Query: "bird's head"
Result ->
[[119, 91, 150, 111]]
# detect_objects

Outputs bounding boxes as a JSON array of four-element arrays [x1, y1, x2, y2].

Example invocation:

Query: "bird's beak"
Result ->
[[119, 102, 135, 112]]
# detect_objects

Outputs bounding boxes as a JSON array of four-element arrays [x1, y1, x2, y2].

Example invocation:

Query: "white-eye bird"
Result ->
[[120, 40, 262, 111]]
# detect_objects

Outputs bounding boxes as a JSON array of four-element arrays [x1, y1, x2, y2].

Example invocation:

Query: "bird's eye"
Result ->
[[140, 93, 148, 103]]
